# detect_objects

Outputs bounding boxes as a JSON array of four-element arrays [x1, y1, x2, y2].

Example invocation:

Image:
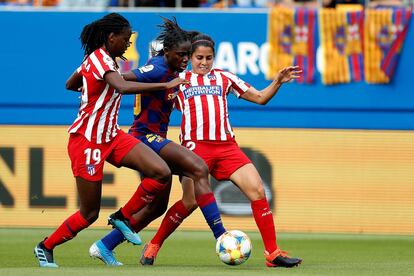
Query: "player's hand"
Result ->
[[275, 66, 302, 84], [166, 78, 190, 89]]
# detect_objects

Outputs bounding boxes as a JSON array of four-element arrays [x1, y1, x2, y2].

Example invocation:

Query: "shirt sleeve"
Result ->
[[221, 71, 251, 98], [173, 94, 182, 112], [89, 49, 118, 80], [131, 59, 166, 83]]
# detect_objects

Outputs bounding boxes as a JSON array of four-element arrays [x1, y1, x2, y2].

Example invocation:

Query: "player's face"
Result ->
[[191, 46, 214, 75], [164, 41, 191, 73], [109, 27, 132, 57]]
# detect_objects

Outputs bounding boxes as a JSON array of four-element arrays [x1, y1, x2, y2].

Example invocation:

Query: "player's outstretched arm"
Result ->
[[240, 66, 302, 105], [105, 71, 188, 94]]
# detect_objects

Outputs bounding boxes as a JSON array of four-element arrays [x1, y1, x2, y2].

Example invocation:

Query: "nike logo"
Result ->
[[262, 210, 273, 217]]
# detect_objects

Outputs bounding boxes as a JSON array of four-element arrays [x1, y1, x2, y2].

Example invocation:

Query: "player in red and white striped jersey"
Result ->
[[68, 40, 183, 144], [176, 68, 250, 142], [144, 33, 303, 268], [34, 13, 186, 268], [67, 48, 123, 144]]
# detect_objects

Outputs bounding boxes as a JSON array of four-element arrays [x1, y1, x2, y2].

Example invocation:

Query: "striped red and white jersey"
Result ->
[[68, 48, 122, 144], [175, 69, 251, 141]]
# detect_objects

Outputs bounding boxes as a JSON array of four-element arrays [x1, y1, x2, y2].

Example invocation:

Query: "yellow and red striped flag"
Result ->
[[268, 7, 316, 83], [319, 8, 364, 85], [364, 8, 412, 83]]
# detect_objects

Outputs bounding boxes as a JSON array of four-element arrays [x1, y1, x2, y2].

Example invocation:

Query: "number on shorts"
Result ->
[[185, 141, 196, 151], [84, 148, 101, 164]]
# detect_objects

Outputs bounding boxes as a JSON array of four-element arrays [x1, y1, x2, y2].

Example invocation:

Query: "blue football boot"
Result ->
[[108, 209, 142, 245], [89, 240, 123, 266]]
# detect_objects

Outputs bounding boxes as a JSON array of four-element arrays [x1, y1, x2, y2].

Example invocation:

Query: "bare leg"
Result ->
[[229, 163, 265, 201], [76, 177, 102, 223], [121, 142, 171, 183], [159, 142, 210, 196]]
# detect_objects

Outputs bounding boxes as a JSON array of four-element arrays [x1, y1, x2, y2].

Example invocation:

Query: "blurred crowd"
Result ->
[[0, 0, 411, 9]]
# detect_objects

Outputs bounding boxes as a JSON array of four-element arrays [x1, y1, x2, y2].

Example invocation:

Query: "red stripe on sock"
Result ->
[[196, 192, 215, 208], [251, 198, 278, 254], [44, 211, 90, 250]]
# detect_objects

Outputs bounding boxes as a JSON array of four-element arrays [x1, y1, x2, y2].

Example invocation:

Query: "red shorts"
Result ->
[[182, 139, 251, 181], [68, 130, 140, 181]]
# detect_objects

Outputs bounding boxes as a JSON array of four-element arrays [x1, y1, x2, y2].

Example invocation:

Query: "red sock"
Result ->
[[251, 198, 278, 254], [151, 200, 192, 246], [43, 211, 90, 250], [196, 192, 216, 207], [121, 178, 166, 219]]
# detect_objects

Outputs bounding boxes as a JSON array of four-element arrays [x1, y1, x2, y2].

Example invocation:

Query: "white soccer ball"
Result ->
[[215, 230, 252, 265]]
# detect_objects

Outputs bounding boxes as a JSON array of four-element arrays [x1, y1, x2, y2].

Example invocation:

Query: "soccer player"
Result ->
[[140, 33, 303, 268], [89, 18, 227, 266], [33, 13, 187, 268]]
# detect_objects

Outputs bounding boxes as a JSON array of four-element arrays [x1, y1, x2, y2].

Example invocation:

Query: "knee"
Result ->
[[251, 183, 266, 201], [152, 165, 172, 184], [192, 160, 209, 180], [158, 170, 172, 185], [256, 184, 266, 199], [242, 180, 266, 201]]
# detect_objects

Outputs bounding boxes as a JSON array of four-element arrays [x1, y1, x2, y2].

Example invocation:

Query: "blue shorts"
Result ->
[[136, 133, 172, 154]]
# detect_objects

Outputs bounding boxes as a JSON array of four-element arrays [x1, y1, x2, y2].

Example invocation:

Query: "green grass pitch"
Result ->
[[1, 228, 413, 275]]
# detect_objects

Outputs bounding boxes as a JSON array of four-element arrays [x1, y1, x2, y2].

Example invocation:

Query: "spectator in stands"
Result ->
[[321, 0, 364, 8], [0, 0, 33, 5], [279, 0, 318, 8], [111, 0, 200, 7], [368, 0, 405, 7], [34, 0, 59, 5], [202, 0, 273, 7], [59, 0, 108, 7], [236, 0, 276, 7]]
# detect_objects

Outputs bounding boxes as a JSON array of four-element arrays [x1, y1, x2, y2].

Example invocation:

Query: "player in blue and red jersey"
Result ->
[[89, 18, 227, 266], [128, 53, 180, 139]]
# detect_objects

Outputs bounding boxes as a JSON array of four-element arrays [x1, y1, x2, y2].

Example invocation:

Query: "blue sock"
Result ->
[[100, 229, 125, 250], [197, 192, 226, 239]]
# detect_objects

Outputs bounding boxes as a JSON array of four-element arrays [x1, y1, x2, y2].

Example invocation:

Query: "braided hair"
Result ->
[[80, 13, 131, 61], [153, 17, 191, 56], [189, 33, 215, 56]]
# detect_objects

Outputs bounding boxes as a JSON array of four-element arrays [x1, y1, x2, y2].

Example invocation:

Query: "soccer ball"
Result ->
[[215, 230, 252, 265]]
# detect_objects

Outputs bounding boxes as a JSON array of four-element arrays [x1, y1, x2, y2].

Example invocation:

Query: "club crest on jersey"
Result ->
[[207, 73, 216, 80], [138, 64, 154, 73], [183, 85, 222, 99], [87, 164, 96, 176]]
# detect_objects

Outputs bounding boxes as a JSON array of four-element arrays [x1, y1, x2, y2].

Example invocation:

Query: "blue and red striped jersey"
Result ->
[[129, 55, 177, 138]]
